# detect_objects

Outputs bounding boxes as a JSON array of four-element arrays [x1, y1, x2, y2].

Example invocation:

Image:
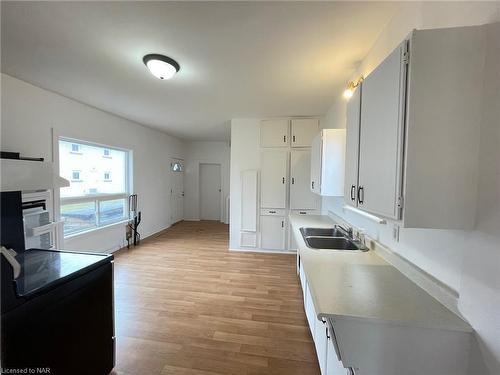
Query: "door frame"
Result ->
[[170, 157, 184, 224], [198, 162, 224, 222]]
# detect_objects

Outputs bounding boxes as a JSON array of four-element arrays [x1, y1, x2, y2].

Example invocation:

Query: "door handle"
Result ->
[[350, 185, 356, 201], [358, 186, 364, 204]]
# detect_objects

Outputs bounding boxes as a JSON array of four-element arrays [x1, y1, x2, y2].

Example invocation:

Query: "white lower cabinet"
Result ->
[[314, 318, 328, 375], [327, 324, 347, 375], [305, 279, 340, 375], [260, 213, 286, 250], [304, 281, 316, 333]]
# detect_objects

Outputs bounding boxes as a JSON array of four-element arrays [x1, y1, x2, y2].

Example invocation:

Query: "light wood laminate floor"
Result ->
[[109, 220, 319, 375]]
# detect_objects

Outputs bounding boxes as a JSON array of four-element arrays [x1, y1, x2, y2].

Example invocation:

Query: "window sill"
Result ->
[[64, 219, 129, 240]]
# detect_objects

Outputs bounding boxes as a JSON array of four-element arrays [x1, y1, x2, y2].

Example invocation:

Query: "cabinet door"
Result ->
[[291, 118, 319, 147], [314, 318, 328, 375], [260, 119, 289, 147], [358, 43, 406, 219], [260, 215, 286, 250], [327, 331, 346, 375], [304, 282, 316, 334], [260, 150, 287, 208], [310, 134, 322, 194], [344, 85, 361, 207], [290, 150, 319, 209]]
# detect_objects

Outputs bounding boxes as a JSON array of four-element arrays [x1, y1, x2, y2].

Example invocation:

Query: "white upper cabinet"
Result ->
[[260, 119, 289, 147], [358, 44, 406, 219], [345, 25, 484, 229], [290, 150, 319, 209], [260, 149, 287, 208], [344, 85, 362, 207], [311, 129, 346, 196], [291, 119, 319, 147]]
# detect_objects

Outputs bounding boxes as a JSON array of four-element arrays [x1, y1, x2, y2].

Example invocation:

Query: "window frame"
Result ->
[[58, 137, 132, 238]]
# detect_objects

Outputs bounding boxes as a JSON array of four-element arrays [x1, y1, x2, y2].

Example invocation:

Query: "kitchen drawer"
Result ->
[[291, 209, 321, 216], [260, 208, 286, 216]]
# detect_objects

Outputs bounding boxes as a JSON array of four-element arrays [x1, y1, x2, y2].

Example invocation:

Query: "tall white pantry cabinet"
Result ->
[[259, 119, 320, 251]]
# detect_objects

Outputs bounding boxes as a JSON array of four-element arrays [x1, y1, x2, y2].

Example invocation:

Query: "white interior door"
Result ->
[[170, 159, 184, 223], [260, 150, 288, 208], [199, 163, 221, 221], [290, 150, 318, 209]]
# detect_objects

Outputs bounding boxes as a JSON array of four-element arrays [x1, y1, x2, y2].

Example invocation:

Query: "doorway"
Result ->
[[170, 158, 184, 224], [199, 163, 221, 221]]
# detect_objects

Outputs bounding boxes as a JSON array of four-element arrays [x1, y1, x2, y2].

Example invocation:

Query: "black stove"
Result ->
[[1, 191, 115, 375]]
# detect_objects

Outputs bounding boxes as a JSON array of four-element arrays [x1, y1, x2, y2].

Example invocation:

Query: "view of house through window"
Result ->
[[59, 138, 131, 236]]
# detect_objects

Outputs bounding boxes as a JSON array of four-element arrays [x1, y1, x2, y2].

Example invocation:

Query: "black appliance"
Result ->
[[1, 191, 115, 375]]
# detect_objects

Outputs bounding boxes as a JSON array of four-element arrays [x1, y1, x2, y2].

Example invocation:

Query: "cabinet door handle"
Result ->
[[358, 186, 364, 204], [326, 327, 330, 339], [269, 210, 276, 214], [283, 135, 286, 143], [299, 211, 306, 215], [291, 177, 295, 184], [350, 185, 356, 201], [281, 220, 284, 228], [311, 181, 315, 190], [292, 135, 296, 143], [282, 177, 285, 184]]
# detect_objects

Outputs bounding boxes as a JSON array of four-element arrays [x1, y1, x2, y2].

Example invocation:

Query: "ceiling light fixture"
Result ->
[[343, 76, 364, 99], [143, 54, 180, 80]]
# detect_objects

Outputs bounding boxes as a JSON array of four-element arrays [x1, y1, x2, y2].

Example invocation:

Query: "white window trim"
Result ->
[[56, 134, 133, 238]]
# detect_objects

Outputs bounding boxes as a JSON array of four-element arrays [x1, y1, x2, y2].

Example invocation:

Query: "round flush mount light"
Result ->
[[143, 54, 180, 80]]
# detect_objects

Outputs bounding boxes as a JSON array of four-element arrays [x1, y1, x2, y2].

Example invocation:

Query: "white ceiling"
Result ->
[[1, 2, 398, 141]]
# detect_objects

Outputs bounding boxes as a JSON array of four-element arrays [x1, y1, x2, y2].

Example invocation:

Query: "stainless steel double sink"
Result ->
[[300, 226, 368, 252]]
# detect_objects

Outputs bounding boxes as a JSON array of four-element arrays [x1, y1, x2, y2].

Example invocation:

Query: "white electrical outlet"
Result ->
[[393, 224, 400, 242]]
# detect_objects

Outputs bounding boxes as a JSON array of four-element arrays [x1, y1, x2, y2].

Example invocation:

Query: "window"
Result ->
[[59, 138, 131, 237], [72, 170, 81, 181], [171, 161, 183, 172]]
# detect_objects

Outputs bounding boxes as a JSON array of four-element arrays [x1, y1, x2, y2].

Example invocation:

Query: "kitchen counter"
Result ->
[[290, 213, 471, 332]]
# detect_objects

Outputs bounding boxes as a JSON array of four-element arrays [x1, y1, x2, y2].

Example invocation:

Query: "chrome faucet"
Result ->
[[336, 224, 353, 239]]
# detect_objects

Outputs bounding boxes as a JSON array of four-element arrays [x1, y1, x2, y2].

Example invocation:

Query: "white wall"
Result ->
[[321, 4, 500, 373], [229, 119, 261, 249], [1, 73, 185, 253], [183, 141, 230, 223]]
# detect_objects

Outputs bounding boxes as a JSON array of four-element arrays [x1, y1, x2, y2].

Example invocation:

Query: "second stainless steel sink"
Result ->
[[300, 227, 346, 238]]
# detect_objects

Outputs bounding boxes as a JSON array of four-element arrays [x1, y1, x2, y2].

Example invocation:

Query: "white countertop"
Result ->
[[290, 214, 471, 332]]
